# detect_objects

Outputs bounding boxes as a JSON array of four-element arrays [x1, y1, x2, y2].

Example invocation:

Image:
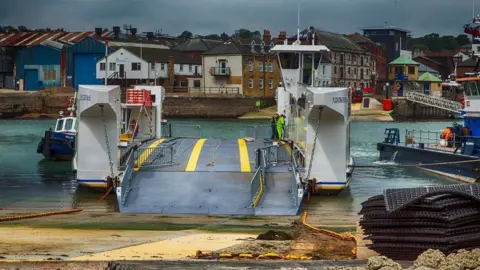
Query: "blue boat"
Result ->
[[37, 96, 77, 161], [377, 77, 480, 183]]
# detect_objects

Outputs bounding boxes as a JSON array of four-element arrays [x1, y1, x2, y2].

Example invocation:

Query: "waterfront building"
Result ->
[[201, 40, 281, 97], [348, 33, 388, 84], [361, 25, 410, 64], [173, 38, 223, 63]]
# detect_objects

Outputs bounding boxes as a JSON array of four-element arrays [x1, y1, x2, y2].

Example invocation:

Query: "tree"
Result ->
[[220, 32, 230, 41], [204, 34, 220, 40], [178, 30, 193, 40], [235, 28, 253, 39], [456, 34, 471, 47], [252, 30, 261, 39]]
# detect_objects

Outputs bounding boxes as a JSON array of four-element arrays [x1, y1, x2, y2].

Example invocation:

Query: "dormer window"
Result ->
[[261, 41, 265, 52], [250, 40, 256, 52]]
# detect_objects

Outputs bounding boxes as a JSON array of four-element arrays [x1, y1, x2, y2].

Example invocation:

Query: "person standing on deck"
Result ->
[[276, 114, 285, 140], [271, 117, 277, 140]]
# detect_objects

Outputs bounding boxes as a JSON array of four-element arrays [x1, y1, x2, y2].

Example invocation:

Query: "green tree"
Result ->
[[235, 29, 253, 39], [252, 30, 261, 39], [456, 34, 471, 47], [178, 30, 193, 40], [204, 34, 220, 40], [220, 32, 230, 41]]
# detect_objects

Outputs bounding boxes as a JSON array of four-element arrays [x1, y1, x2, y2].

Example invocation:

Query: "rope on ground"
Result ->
[[0, 208, 83, 222], [301, 211, 357, 244], [351, 158, 480, 168], [100, 186, 114, 201]]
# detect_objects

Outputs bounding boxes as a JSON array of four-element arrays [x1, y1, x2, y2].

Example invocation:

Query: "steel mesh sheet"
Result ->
[[359, 183, 480, 260]]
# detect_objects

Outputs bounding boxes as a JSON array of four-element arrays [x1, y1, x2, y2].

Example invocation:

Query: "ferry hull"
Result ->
[[37, 131, 75, 161], [377, 143, 480, 183]]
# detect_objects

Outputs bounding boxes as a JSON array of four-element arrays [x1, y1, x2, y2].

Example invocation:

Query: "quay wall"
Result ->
[[0, 90, 275, 119], [392, 99, 452, 120]]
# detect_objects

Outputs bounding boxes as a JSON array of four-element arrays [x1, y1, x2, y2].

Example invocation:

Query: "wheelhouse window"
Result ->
[[64, 118, 74, 131], [465, 82, 480, 96], [55, 119, 64, 132], [279, 53, 300, 69]]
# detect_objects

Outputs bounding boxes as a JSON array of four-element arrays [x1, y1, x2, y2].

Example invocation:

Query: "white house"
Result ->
[[96, 47, 202, 85], [314, 53, 332, 87]]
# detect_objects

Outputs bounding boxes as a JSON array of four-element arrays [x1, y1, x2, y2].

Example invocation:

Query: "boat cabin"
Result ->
[[54, 116, 77, 134]]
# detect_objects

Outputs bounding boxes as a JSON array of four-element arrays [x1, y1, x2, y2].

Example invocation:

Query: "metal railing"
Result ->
[[243, 125, 273, 139], [161, 123, 201, 138], [291, 150, 302, 207], [406, 91, 462, 113], [285, 121, 307, 146], [121, 149, 136, 205], [250, 166, 264, 208], [164, 87, 240, 95], [134, 145, 175, 168], [209, 67, 231, 76]]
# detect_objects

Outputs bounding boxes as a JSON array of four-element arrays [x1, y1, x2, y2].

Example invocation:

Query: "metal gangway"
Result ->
[[406, 91, 462, 113]]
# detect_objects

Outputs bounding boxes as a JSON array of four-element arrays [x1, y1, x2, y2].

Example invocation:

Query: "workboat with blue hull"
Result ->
[[378, 77, 480, 183], [36, 94, 77, 161], [74, 41, 354, 216]]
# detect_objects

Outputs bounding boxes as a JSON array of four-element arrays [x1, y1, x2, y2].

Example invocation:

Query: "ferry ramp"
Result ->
[[118, 138, 302, 216]]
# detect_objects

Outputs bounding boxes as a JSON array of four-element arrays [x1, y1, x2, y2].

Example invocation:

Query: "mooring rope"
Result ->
[[0, 209, 83, 222]]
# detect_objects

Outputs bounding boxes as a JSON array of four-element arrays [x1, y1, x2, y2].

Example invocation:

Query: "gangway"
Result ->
[[406, 91, 462, 113]]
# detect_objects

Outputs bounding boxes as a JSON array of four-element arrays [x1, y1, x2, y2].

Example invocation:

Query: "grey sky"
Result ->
[[0, 0, 475, 37]]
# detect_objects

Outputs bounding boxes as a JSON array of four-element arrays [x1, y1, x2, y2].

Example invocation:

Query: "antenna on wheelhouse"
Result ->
[[297, 0, 301, 44]]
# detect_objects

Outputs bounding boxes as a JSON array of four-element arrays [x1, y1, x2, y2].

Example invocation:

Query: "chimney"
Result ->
[[113, 26, 120, 39], [167, 56, 175, 88], [279, 31, 287, 41], [146, 32, 154, 40], [263, 29, 271, 43], [130, 28, 137, 37], [95, 28, 102, 36]]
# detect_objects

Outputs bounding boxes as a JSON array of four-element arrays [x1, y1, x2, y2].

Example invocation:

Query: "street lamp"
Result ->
[[453, 54, 463, 79]]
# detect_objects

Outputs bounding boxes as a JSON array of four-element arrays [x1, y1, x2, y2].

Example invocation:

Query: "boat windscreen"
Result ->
[[279, 53, 300, 69]]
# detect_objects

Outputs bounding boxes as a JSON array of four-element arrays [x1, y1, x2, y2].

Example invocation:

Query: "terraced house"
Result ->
[[295, 28, 374, 88], [201, 39, 281, 97]]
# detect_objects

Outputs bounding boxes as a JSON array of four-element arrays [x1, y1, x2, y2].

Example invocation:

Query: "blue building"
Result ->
[[361, 26, 410, 65], [70, 36, 108, 90], [16, 41, 65, 91]]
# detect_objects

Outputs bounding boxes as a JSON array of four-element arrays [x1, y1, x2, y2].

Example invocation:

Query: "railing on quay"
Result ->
[[134, 145, 175, 168], [121, 149, 136, 205], [161, 123, 201, 138], [164, 86, 241, 96]]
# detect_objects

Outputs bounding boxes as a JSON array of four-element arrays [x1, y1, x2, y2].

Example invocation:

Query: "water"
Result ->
[[0, 119, 457, 214]]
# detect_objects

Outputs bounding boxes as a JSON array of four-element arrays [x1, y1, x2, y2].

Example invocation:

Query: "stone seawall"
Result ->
[[393, 99, 452, 120], [163, 96, 274, 118], [0, 90, 275, 119]]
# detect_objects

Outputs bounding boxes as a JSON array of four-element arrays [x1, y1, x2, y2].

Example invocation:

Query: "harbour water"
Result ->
[[0, 119, 456, 215]]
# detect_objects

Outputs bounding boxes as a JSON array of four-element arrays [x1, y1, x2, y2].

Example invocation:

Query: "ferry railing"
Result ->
[[121, 149, 136, 205], [404, 129, 462, 151], [242, 125, 272, 139], [162, 124, 201, 138], [250, 166, 264, 208], [134, 145, 175, 168], [290, 150, 302, 207]]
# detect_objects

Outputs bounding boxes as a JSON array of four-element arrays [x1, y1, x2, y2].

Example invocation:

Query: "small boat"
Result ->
[[377, 77, 480, 183], [36, 94, 77, 161]]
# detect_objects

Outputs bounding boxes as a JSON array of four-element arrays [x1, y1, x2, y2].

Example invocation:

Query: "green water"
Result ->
[[0, 119, 456, 212]]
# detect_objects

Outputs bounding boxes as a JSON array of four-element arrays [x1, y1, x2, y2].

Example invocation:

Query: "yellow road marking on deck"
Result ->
[[185, 139, 207, 172], [134, 138, 166, 171], [238, 139, 251, 172]]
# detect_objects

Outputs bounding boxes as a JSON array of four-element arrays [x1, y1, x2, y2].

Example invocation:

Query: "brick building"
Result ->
[[348, 33, 387, 83]]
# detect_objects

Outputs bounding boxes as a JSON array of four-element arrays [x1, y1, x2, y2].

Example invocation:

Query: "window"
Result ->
[[194, 80, 201, 88], [269, 62, 273, 72], [179, 80, 188, 87], [279, 53, 299, 69], [161, 63, 165, 71], [334, 66, 337, 74], [340, 54, 344, 64], [269, 79, 273, 89], [151, 62, 155, 70], [100, 63, 105, 71], [354, 68, 357, 76], [180, 65, 184, 72], [55, 119, 64, 132], [322, 65, 325, 75], [248, 61, 253, 72], [109, 63, 116, 71], [132, 63, 141, 71], [189, 65, 193, 72], [65, 118, 74, 131], [395, 42, 399, 51], [44, 70, 56, 81], [249, 79, 253, 89], [352, 55, 356, 63], [259, 61, 264, 72], [408, 66, 415, 74], [259, 79, 264, 89], [348, 67, 351, 75], [361, 57, 364, 66]]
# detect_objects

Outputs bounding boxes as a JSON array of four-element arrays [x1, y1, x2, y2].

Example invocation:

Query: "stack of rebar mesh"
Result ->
[[359, 184, 480, 260]]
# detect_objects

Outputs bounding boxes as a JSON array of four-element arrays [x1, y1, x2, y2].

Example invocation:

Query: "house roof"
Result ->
[[390, 56, 419, 65], [347, 33, 375, 45], [173, 38, 223, 52], [414, 56, 444, 67], [424, 49, 463, 58], [202, 41, 254, 55], [115, 46, 201, 65], [292, 28, 365, 53], [418, 72, 441, 82], [418, 63, 440, 74], [360, 26, 411, 33], [458, 58, 478, 67]]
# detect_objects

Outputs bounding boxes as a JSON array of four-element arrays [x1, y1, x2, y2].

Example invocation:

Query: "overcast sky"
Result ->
[[0, 0, 475, 37]]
